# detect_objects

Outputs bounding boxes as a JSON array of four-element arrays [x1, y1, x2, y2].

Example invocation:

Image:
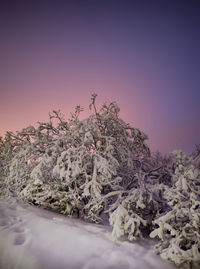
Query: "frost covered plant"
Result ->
[[0, 95, 199, 269], [108, 157, 173, 242], [109, 200, 147, 241], [150, 150, 200, 269], [0, 94, 149, 223]]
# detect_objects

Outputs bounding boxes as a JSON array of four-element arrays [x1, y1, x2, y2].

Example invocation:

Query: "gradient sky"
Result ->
[[0, 0, 199, 154]]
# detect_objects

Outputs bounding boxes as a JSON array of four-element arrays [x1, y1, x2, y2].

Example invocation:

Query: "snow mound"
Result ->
[[0, 199, 176, 269]]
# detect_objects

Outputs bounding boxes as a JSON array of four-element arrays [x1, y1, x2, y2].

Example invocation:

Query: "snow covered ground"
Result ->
[[0, 199, 177, 269]]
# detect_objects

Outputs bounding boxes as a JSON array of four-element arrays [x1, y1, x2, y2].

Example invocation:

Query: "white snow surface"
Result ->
[[0, 198, 177, 269]]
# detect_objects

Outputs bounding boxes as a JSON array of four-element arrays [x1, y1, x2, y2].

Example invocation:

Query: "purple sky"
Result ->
[[0, 0, 199, 154]]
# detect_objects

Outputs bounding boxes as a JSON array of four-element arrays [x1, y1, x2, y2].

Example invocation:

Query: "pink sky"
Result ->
[[0, 1, 199, 155]]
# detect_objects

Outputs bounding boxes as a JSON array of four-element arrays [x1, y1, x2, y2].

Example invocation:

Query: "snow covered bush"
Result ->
[[0, 94, 199, 269], [108, 152, 174, 242], [0, 94, 149, 223], [150, 150, 200, 269]]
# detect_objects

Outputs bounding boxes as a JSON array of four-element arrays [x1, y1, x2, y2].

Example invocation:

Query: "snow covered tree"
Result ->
[[150, 150, 200, 269], [0, 94, 150, 223], [0, 94, 199, 269]]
